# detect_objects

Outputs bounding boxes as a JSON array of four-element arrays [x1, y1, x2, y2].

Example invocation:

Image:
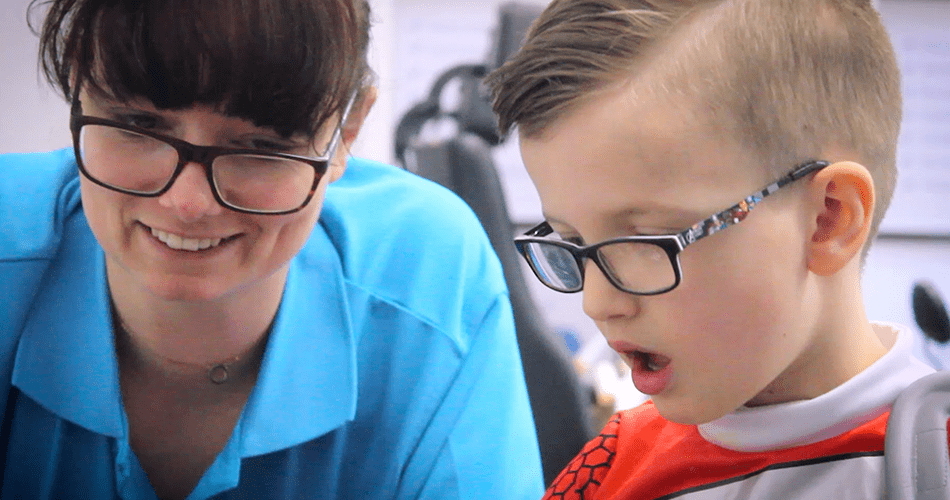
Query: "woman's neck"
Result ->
[[106, 264, 286, 383], [114, 316, 270, 387]]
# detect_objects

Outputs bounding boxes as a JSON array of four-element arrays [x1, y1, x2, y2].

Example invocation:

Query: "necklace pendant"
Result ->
[[209, 364, 230, 384]]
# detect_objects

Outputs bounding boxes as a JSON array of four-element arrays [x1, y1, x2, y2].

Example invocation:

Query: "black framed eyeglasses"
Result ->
[[68, 91, 358, 215], [515, 160, 830, 295]]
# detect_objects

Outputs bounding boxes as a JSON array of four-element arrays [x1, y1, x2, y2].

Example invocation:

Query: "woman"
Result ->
[[0, 0, 543, 498]]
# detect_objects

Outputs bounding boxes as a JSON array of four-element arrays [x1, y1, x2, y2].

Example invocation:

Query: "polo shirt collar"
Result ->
[[13, 213, 358, 453], [238, 224, 357, 456], [12, 211, 124, 437]]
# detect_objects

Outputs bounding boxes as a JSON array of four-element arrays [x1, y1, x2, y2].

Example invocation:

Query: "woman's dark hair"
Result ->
[[30, 0, 372, 138]]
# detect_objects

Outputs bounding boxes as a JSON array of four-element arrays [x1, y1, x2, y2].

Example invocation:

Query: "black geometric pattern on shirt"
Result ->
[[545, 413, 621, 500]]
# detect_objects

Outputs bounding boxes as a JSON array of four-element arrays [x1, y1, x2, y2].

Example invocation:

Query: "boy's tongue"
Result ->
[[630, 351, 673, 396]]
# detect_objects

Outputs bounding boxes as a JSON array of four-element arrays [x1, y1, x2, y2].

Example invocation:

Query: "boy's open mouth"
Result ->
[[632, 350, 672, 373], [613, 345, 674, 395], [607, 341, 674, 395]]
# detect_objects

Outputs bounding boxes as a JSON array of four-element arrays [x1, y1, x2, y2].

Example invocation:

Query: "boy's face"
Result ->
[[519, 82, 819, 424]]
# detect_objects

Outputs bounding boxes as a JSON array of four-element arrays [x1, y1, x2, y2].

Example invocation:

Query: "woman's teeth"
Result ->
[[150, 228, 223, 251]]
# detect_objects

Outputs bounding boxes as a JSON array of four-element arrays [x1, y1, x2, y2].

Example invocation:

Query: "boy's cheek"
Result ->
[[675, 227, 803, 344], [649, 237, 805, 422]]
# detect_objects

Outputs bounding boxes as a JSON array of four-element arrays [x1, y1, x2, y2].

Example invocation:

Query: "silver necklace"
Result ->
[[117, 321, 241, 385], [208, 361, 235, 384]]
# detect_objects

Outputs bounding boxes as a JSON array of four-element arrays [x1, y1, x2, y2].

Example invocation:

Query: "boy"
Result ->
[[486, 0, 941, 498]]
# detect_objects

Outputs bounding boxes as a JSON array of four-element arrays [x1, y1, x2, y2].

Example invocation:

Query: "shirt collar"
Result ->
[[13, 211, 358, 452], [12, 211, 124, 437], [237, 224, 357, 456], [698, 323, 936, 451]]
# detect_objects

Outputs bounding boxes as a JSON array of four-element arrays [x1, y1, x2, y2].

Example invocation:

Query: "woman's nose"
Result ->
[[157, 162, 224, 222], [582, 259, 641, 322]]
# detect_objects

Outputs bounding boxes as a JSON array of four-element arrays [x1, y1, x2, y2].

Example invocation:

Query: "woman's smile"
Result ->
[[148, 226, 227, 252]]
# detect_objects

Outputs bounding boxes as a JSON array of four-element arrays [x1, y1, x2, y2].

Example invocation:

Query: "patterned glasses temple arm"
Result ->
[[679, 160, 829, 246]]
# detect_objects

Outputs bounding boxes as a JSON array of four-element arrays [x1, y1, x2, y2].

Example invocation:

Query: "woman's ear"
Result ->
[[328, 86, 378, 182], [342, 86, 378, 147], [806, 161, 875, 276]]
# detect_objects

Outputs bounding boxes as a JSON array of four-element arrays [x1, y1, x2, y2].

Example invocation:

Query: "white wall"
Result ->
[[0, 0, 71, 154], [863, 238, 950, 367]]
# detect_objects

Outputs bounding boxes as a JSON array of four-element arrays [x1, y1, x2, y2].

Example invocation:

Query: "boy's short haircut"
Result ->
[[486, 0, 902, 255], [32, 0, 372, 140]]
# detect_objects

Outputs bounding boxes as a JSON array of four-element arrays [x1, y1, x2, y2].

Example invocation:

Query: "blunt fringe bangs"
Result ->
[[31, 0, 372, 138]]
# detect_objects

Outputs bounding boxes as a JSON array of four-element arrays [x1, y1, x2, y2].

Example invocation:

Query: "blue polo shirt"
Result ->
[[0, 149, 543, 499]]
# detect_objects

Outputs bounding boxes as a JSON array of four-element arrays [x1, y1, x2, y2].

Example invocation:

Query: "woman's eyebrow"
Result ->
[[82, 87, 156, 112]]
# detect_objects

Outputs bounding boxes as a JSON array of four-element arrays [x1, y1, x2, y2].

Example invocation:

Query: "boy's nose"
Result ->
[[157, 162, 224, 222], [582, 260, 641, 322]]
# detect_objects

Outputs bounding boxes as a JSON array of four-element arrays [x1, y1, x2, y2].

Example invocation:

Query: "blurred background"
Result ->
[[2, 0, 948, 482]]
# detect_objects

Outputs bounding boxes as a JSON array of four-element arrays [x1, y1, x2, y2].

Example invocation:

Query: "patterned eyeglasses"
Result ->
[[514, 160, 829, 295]]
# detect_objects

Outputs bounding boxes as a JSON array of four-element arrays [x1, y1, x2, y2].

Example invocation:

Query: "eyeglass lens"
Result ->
[[78, 124, 317, 212], [524, 242, 584, 291], [597, 242, 675, 293], [523, 240, 676, 294]]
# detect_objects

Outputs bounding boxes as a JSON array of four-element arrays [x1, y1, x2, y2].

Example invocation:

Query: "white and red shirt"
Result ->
[[544, 323, 942, 499]]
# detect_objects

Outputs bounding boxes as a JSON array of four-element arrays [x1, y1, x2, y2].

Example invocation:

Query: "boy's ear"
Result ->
[[806, 161, 875, 276]]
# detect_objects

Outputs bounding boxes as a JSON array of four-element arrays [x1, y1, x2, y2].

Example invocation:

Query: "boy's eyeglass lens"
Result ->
[[75, 123, 321, 214]]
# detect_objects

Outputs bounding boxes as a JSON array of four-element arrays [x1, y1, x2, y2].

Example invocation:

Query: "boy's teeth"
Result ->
[[645, 353, 672, 372], [150, 228, 223, 251]]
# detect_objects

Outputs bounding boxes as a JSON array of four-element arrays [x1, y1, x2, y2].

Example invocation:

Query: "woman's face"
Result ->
[[77, 88, 354, 305]]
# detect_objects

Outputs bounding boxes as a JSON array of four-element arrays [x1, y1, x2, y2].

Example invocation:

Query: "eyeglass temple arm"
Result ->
[[318, 90, 361, 158], [679, 160, 829, 246], [521, 221, 554, 238]]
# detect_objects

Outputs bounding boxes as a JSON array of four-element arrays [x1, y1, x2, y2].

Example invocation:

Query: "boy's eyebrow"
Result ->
[[541, 215, 573, 230], [615, 205, 711, 222], [547, 204, 711, 224], [613, 206, 678, 218], [541, 205, 708, 233]]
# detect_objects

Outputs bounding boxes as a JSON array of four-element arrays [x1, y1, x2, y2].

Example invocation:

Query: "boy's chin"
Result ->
[[652, 396, 740, 426]]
